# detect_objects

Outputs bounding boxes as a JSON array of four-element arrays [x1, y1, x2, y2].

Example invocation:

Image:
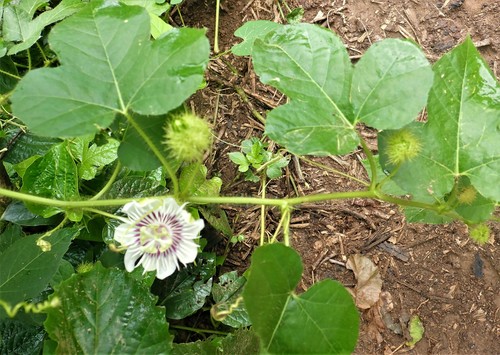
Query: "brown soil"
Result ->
[[175, 0, 499, 353]]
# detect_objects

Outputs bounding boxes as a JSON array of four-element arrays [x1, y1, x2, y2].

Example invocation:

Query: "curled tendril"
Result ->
[[0, 297, 60, 318], [210, 296, 244, 322]]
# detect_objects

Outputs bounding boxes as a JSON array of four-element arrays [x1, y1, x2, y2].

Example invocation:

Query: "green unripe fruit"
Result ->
[[457, 186, 477, 205], [76, 262, 94, 274], [164, 113, 212, 162], [469, 224, 490, 245], [385, 129, 422, 165]]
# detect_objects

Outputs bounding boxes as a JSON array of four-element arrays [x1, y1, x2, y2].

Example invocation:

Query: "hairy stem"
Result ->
[[358, 136, 378, 190], [299, 156, 369, 186], [260, 176, 267, 246], [91, 162, 121, 200]]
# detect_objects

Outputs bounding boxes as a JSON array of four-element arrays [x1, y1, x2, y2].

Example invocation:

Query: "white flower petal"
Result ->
[[114, 223, 136, 245], [123, 199, 161, 220], [156, 254, 178, 279], [182, 220, 204, 239], [176, 241, 198, 265], [141, 253, 159, 272], [124, 248, 143, 272]]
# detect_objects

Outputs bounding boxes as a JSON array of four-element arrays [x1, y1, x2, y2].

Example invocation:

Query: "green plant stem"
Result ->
[[376, 192, 463, 221], [90, 162, 121, 200], [176, 5, 185, 27], [0, 186, 475, 222], [36, 42, 49, 65], [0, 68, 20, 80], [282, 204, 291, 246], [124, 112, 180, 196], [255, 153, 286, 175], [281, 0, 292, 12], [270, 211, 286, 244], [170, 324, 229, 336], [260, 176, 267, 246], [83, 208, 126, 221], [214, 0, 221, 53], [27, 48, 32, 71], [190, 190, 377, 206], [38, 217, 68, 241], [0, 93, 12, 106], [299, 156, 369, 187], [0, 187, 134, 208], [358, 136, 378, 190], [276, 0, 285, 21], [234, 86, 266, 124]]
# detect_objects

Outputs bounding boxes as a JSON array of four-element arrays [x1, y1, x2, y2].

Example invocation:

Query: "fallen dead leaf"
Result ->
[[346, 254, 383, 309]]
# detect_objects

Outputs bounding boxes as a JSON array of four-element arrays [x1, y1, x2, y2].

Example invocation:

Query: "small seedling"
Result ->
[[228, 137, 290, 182]]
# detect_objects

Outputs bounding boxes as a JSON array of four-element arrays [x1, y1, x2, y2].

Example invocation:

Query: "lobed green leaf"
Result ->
[[11, 1, 209, 137], [252, 24, 358, 155], [351, 39, 433, 129], [380, 37, 500, 204]]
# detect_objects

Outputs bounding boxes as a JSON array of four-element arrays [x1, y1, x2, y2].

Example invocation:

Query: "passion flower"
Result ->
[[113, 198, 204, 279]]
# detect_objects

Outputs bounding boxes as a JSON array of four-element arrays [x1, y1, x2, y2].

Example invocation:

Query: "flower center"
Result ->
[[139, 223, 173, 254]]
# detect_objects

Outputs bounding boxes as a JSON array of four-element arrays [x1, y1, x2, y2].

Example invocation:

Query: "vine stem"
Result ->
[[0, 187, 471, 222], [83, 208, 127, 222], [0, 68, 20, 80], [170, 324, 229, 336], [358, 135, 378, 190], [90, 162, 121, 200], [259, 176, 267, 246], [214, 0, 221, 53], [123, 112, 180, 196], [299, 156, 369, 186]]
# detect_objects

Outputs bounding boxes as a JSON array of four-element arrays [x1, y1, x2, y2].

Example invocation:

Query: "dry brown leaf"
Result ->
[[346, 254, 383, 309]]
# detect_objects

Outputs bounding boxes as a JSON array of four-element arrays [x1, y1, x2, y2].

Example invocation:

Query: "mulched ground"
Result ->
[[174, 0, 499, 353]]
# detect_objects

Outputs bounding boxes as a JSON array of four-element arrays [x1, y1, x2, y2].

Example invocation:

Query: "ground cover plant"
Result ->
[[0, 1, 499, 354]]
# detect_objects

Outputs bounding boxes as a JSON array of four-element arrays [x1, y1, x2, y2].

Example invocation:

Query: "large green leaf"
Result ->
[[243, 244, 359, 354], [253, 23, 358, 155], [0, 228, 76, 308], [44, 263, 173, 354], [380, 37, 500, 202], [20, 142, 79, 219], [1, 0, 85, 56], [11, 2, 209, 137], [351, 39, 433, 129]]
